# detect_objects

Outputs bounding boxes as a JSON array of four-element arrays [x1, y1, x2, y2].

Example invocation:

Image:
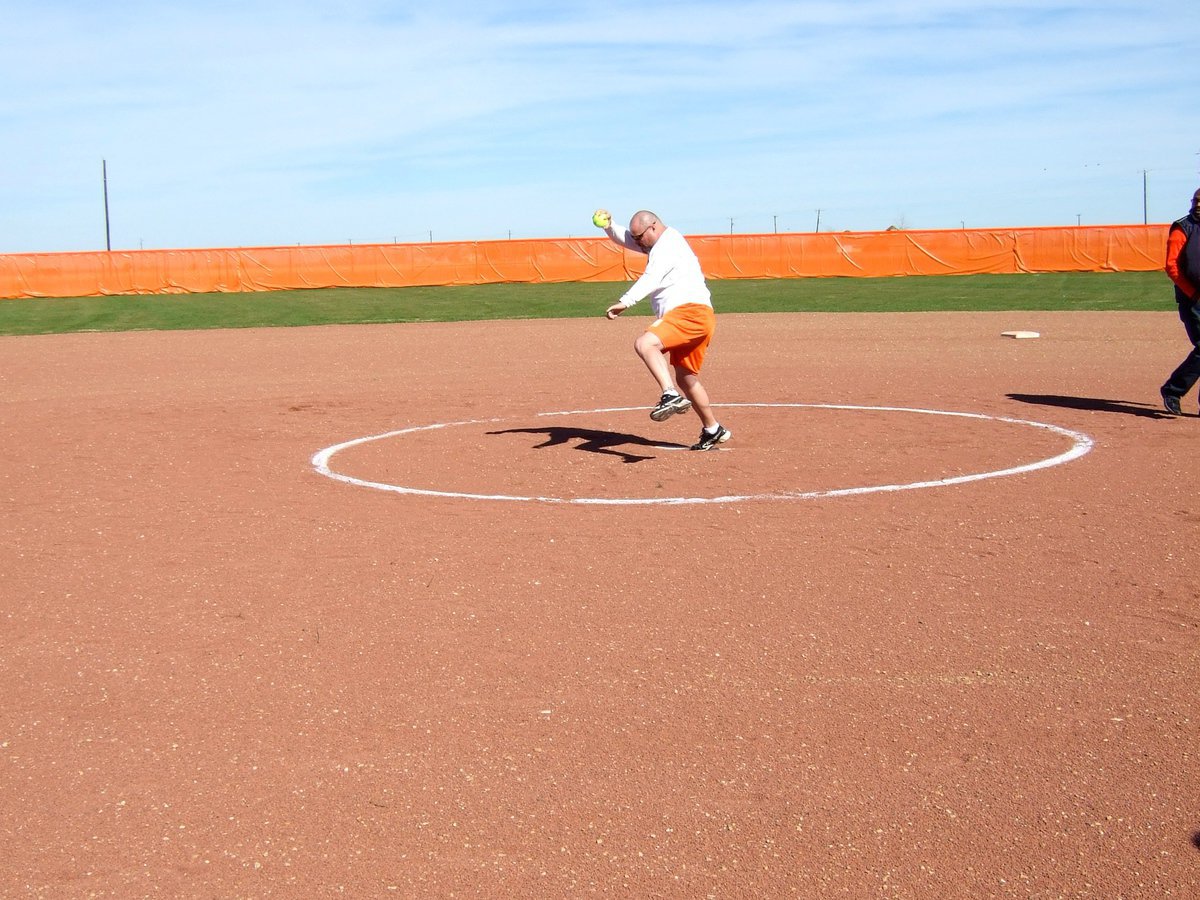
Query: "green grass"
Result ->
[[0, 271, 1169, 337]]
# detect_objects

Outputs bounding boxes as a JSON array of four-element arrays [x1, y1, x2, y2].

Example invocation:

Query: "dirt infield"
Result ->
[[2, 312, 1197, 898]]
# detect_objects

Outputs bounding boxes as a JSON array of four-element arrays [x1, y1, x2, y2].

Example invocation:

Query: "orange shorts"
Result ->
[[647, 303, 716, 375]]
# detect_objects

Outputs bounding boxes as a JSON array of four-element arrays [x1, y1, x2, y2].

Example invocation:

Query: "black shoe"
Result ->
[[690, 424, 731, 451], [1161, 391, 1182, 416], [650, 392, 692, 422]]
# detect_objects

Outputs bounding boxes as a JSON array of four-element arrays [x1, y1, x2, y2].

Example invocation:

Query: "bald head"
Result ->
[[629, 210, 663, 248], [630, 210, 659, 229]]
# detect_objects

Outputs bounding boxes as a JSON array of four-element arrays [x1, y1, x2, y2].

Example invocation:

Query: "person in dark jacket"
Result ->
[[1161, 188, 1200, 416]]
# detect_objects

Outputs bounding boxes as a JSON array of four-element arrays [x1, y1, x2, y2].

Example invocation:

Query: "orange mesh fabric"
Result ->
[[0, 225, 1166, 300]]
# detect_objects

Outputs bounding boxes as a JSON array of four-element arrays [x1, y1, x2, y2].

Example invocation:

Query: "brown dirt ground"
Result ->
[[1, 311, 1197, 898]]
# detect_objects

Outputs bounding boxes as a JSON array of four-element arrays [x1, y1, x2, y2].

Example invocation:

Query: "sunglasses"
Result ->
[[632, 221, 657, 241]]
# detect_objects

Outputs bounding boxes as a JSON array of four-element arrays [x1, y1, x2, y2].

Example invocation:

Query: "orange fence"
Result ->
[[0, 224, 1167, 300]]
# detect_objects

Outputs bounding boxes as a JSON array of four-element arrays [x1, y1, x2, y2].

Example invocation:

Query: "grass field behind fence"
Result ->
[[0, 271, 1169, 337]]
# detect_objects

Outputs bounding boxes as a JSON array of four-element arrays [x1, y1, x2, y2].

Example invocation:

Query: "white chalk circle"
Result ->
[[311, 403, 1093, 506]]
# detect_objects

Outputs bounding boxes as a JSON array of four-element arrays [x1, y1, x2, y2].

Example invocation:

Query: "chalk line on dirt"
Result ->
[[311, 403, 1093, 506]]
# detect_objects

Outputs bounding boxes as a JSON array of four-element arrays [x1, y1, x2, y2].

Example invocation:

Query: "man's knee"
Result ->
[[634, 332, 663, 355]]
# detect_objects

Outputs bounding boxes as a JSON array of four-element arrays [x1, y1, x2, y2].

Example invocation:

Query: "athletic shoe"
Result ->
[[650, 392, 692, 422], [1161, 391, 1182, 416], [690, 424, 731, 451]]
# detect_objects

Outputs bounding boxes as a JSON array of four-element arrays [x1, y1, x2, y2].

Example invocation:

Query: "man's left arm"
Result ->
[[612, 249, 671, 312], [1165, 227, 1197, 299]]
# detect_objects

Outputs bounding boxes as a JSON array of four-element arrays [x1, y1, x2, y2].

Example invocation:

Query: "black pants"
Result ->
[[1162, 300, 1200, 401]]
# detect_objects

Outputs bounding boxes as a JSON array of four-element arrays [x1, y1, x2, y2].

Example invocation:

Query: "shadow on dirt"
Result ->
[[488, 426, 688, 463], [1007, 393, 1179, 419]]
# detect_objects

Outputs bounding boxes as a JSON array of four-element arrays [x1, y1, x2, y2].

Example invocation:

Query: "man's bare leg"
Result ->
[[633, 331, 676, 394], [676, 368, 717, 429]]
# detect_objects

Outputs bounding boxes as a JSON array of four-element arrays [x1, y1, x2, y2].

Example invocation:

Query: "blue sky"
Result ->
[[3, 0, 1197, 253]]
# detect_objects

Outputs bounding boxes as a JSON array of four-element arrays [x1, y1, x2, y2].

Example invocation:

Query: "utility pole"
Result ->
[[729, 217, 734, 234], [102, 159, 111, 251], [1142, 170, 1148, 224], [815, 209, 822, 233]]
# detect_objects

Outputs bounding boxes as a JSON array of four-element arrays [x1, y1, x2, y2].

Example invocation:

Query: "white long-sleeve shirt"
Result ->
[[606, 223, 712, 319]]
